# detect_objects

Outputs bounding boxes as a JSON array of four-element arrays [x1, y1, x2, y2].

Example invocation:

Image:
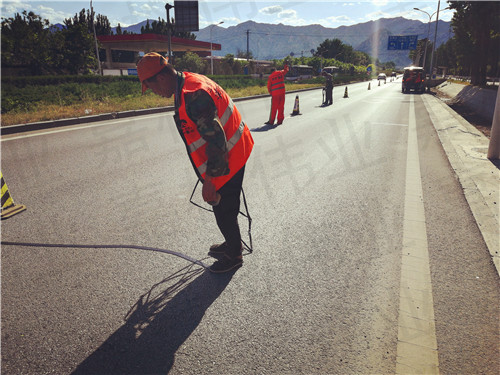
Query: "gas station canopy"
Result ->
[[97, 33, 221, 72]]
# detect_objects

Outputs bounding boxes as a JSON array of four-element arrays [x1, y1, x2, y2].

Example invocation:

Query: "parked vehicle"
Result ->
[[402, 66, 425, 93], [286, 65, 314, 81]]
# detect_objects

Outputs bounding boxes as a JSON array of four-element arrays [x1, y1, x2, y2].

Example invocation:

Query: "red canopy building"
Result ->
[[97, 33, 221, 75]]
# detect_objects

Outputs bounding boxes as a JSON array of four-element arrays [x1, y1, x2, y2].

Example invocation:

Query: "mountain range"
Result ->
[[115, 17, 453, 68]]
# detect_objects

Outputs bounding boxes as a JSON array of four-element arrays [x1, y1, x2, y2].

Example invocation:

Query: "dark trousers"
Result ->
[[213, 166, 245, 257], [325, 87, 333, 104]]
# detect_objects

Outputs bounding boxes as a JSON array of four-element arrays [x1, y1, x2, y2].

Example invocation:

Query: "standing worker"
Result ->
[[266, 64, 289, 125], [322, 70, 333, 106], [137, 52, 254, 273]]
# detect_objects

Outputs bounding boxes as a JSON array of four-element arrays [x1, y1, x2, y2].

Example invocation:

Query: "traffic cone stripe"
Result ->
[[1, 171, 26, 219], [292, 95, 300, 115], [1, 176, 14, 209]]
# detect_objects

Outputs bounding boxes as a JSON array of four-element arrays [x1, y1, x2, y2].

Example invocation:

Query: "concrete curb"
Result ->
[[1, 106, 173, 136], [422, 94, 500, 276]]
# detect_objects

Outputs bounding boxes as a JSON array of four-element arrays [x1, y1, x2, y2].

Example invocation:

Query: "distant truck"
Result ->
[[402, 66, 425, 93]]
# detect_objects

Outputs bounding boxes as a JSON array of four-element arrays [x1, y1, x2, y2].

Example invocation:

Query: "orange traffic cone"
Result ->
[[1, 171, 26, 220], [291, 95, 301, 116]]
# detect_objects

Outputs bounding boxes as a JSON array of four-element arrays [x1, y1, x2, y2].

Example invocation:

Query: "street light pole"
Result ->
[[414, 8, 433, 75], [210, 21, 224, 75], [429, 0, 441, 79], [414, 2, 450, 77]]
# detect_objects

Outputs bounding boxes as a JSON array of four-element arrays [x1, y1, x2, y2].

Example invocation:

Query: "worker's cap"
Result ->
[[137, 52, 169, 93]]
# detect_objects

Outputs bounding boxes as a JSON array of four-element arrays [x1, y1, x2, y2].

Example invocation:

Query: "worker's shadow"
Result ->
[[251, 122, 279, 132], [72, 263, 235, 374], [490, 158, 500, 170]]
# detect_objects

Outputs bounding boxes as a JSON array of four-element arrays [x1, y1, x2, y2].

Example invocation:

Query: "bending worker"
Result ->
[[266, 64, 289, 125], [137, 52, 254, 273]]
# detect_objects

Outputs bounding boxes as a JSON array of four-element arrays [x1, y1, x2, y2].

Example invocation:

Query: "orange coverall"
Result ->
[[267, 65, 289, 124]]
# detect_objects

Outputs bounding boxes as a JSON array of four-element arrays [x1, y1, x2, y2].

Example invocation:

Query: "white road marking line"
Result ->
[[1, 113, 166, 142], [396, 95, 440, 374], [371, 122, 408, 127]]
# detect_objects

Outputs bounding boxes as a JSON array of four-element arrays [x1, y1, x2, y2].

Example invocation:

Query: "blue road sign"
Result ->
[[387, 35, 418, 50]]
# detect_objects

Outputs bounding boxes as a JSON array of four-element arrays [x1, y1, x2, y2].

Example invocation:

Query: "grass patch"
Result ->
[[1, 78, 331, 126]]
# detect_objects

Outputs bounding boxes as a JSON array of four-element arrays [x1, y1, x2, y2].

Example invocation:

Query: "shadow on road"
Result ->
[[251, 123, 279, 132], [1, 241, 234, 374], [490, 158, 500, 170], [72, 263, 235, 374]]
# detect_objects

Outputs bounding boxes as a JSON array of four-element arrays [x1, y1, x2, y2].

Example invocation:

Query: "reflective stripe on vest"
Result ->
[[193, 118, 246, 176], [176, 72, 254, 190], [269, 71, 285, 95], [187, 99, 235, 154]]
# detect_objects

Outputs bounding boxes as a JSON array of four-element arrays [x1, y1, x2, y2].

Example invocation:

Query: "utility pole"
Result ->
[[246, 29, 250, 60], [210, 21, 224, 75], [165, 3, 174, 61], [90, 0, 101, 75]]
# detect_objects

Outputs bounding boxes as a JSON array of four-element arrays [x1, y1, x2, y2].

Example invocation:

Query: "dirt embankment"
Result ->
[[431, 82, 498, 138]]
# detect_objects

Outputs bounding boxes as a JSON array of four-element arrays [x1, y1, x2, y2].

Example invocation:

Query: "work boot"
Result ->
[[208, 242, 229, 257], [209, 254, 243, 273]]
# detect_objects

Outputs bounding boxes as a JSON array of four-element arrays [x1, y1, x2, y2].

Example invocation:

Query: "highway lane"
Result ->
[[1, 79, 498, 374]]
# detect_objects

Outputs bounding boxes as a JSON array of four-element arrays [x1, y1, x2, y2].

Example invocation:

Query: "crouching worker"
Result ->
[[137, 52, 254, 273]]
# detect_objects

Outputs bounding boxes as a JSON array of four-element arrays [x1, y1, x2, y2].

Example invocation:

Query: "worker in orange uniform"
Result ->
[[137, 52, 254, 273], [266, 64, 289, 125]]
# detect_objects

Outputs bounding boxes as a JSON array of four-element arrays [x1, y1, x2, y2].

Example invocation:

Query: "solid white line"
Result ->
[[1, 112, 166, 142], [371, 122, 408, 127], [396, 95, 440, 374]]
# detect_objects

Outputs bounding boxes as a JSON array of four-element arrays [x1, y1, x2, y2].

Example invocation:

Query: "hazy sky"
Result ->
[[1, 0, 455, 29]]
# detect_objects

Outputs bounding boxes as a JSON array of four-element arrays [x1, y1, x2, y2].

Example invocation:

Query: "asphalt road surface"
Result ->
[[1, 79, 499, 375]]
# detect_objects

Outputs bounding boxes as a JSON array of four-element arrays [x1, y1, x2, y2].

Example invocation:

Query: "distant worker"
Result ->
[[321, 70, 333, 106], [137, 52, 254, 273], [266, 64, 289, 125]]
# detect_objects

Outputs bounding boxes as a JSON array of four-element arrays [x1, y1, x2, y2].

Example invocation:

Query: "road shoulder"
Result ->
[[422, 94, 500, 275]]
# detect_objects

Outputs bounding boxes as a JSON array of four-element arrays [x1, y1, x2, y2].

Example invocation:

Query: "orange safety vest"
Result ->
[[268, 70, 286, 96], [175, 72, 254, 190]]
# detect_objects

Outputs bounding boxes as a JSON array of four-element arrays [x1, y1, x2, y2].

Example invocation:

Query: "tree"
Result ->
[[315, 38, 345, 60], [61, 9, 98, 74], [236, 49, 253, 60], [409, 38, 433, 69], [175, 51, 206, 73], [448, 1, 500, 85], [435, 38, 461, 75], [141, 17, 196, 39], [1, 11, 51, 75], [95, 14, 112, 36]]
